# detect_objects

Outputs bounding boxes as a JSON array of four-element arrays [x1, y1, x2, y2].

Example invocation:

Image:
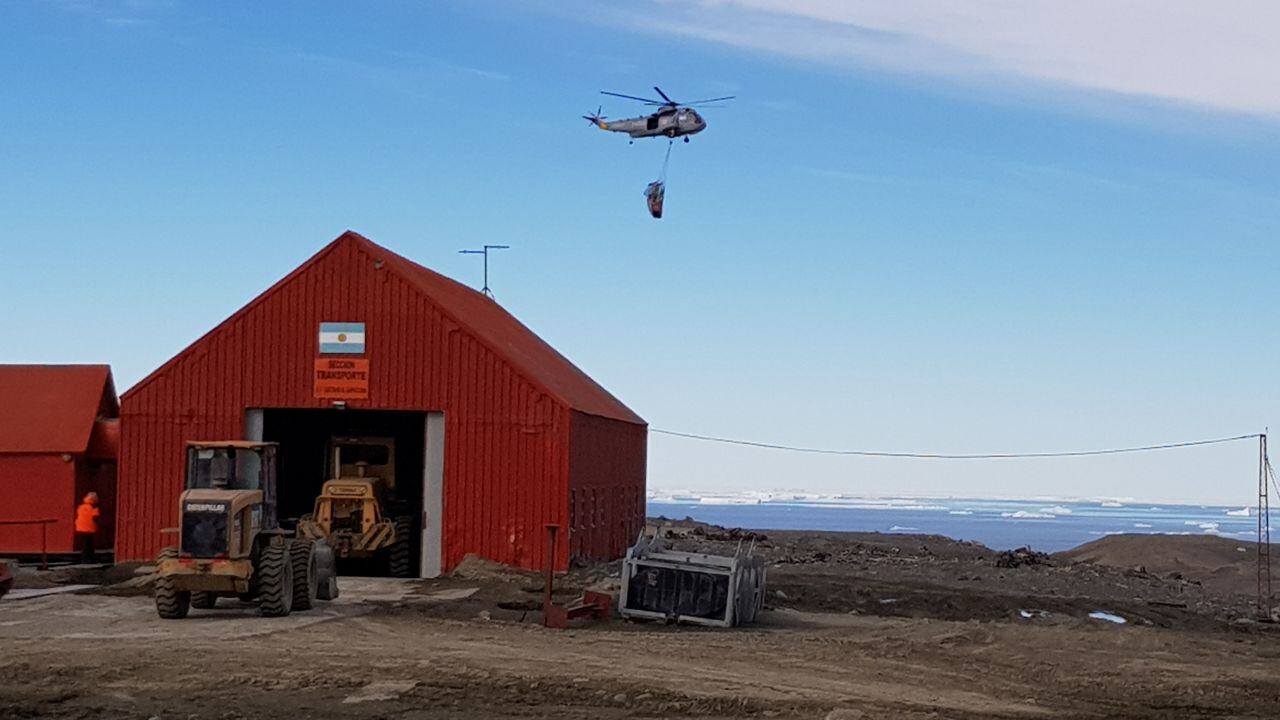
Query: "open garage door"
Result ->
[[245, 408, 442, 578]]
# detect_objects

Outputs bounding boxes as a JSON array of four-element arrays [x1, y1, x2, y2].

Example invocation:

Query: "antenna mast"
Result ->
[[458, 244, 511, 298]]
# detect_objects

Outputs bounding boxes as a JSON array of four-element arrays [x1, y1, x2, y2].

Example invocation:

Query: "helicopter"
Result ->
[[583, 86, 734, 143]]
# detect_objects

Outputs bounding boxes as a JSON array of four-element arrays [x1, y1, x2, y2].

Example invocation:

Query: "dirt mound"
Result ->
[[995, 547, 1052, 568], [7, 562, 143, 591], [1055, 534, 1262, 597], [450, 554, 533, 582]]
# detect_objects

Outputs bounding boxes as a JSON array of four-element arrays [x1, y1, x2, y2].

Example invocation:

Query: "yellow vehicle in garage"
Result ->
[[297, 436, 414, 576]]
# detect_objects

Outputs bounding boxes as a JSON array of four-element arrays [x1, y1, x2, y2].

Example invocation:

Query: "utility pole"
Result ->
[[458, 244, 510, 298], [1260, 431, 1273, 619]]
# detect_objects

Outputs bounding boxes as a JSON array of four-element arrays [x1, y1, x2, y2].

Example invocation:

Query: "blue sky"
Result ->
[[2, 1, 1277, 504]]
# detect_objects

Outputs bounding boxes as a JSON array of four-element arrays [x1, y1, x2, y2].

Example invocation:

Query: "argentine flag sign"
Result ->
[[319, 322, 366, 354]]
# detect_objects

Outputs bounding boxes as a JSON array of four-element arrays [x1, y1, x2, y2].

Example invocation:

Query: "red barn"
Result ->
[[0, 365, 120, 556], [117, 231, 646, 575]]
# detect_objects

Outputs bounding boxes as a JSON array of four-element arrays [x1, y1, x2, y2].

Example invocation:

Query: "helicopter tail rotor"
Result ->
[[582, 105, 608, 129]]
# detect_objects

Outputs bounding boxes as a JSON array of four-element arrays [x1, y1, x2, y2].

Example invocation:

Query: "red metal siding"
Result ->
[[0, 365, 118, 453], [0, 455, 77, 553], [568, 412, 648, 561], [118, 237, 584, 570]]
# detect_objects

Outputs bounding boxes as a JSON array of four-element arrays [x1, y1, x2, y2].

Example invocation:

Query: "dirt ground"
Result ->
[[3, 523, 1279, 719]]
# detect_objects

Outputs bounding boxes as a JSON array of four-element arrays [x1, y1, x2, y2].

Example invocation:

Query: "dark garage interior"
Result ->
[[262, 408, 424, 576]]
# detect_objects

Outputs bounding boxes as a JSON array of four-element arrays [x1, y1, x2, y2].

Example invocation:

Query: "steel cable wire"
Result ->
[[650, 428, 1262, 460]]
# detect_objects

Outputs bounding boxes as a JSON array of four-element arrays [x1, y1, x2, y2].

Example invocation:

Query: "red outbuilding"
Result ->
[[117, 231, 647, 575], [0, 365, 120, 556]]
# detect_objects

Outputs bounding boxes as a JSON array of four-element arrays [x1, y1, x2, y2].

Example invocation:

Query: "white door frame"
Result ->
[[421, 412, 445, 578], [247, 407, 445, 579], [244, 408, 264, 441]]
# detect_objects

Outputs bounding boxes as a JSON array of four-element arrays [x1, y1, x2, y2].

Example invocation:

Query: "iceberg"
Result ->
[[698, 496, 761, 505], [1001, 511, 1055, 519]]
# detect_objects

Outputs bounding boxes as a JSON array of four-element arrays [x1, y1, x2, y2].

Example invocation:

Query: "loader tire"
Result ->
[[389, 516, 412, 578], [257, 540, 294, 617], [290, 538, 318, 611], [314, 540, 339, 601], [190, 591, 217, 609], [155, 547, 190, 620]]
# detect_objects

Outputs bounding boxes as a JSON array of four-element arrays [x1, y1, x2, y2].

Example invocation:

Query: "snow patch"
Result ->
[[1089, 611, 1126, 624]]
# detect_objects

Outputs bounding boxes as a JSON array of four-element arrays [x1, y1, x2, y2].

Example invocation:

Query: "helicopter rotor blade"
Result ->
[[653, 86, 676, 105], [601, 90, 665, 104], [683, 96, 736, 106]]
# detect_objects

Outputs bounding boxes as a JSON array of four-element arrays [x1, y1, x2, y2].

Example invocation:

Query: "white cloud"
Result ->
[[608, 1, 1280, 118]]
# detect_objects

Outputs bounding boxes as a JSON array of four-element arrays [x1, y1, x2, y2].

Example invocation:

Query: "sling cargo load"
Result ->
[[644, 181, 665, 219]]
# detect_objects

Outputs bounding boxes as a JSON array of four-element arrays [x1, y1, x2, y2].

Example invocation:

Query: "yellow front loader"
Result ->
[[297, 437, 413, 576], [154, 442, 339, 619]]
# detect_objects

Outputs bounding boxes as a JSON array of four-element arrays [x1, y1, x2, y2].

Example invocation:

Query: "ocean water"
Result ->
[[647, 495, 1272, 552]]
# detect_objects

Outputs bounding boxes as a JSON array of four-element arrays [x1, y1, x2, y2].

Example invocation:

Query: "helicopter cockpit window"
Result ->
[[188, 447, 263, 491]]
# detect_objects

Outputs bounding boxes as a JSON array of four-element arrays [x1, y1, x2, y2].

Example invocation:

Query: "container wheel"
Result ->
[[257, 539, 294, 617], [389, 516, 413, 578], [190, 591, 217, 609], [290, 538, 318, 611], [155, 547, 190, 620]]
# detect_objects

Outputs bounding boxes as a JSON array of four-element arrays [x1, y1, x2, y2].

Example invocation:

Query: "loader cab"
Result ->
[[181, 442, 279, 558], [188, 443, 272, 491], [328, 437, 395, 490]]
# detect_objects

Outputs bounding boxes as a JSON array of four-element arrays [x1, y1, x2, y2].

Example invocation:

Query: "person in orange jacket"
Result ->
[[74, 492, 100, 564]]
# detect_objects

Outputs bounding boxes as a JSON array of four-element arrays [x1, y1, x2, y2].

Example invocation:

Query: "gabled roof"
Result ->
[[352, 233, 643, 425], [0, 365, 119, 453], [125, 232, 644, 426]]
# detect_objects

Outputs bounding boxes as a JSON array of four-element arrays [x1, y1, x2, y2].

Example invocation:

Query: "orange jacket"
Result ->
[[75, 502, 100, 534]]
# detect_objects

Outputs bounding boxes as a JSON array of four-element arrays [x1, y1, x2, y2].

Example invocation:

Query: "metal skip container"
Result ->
[[619, 532, 766, 627]]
